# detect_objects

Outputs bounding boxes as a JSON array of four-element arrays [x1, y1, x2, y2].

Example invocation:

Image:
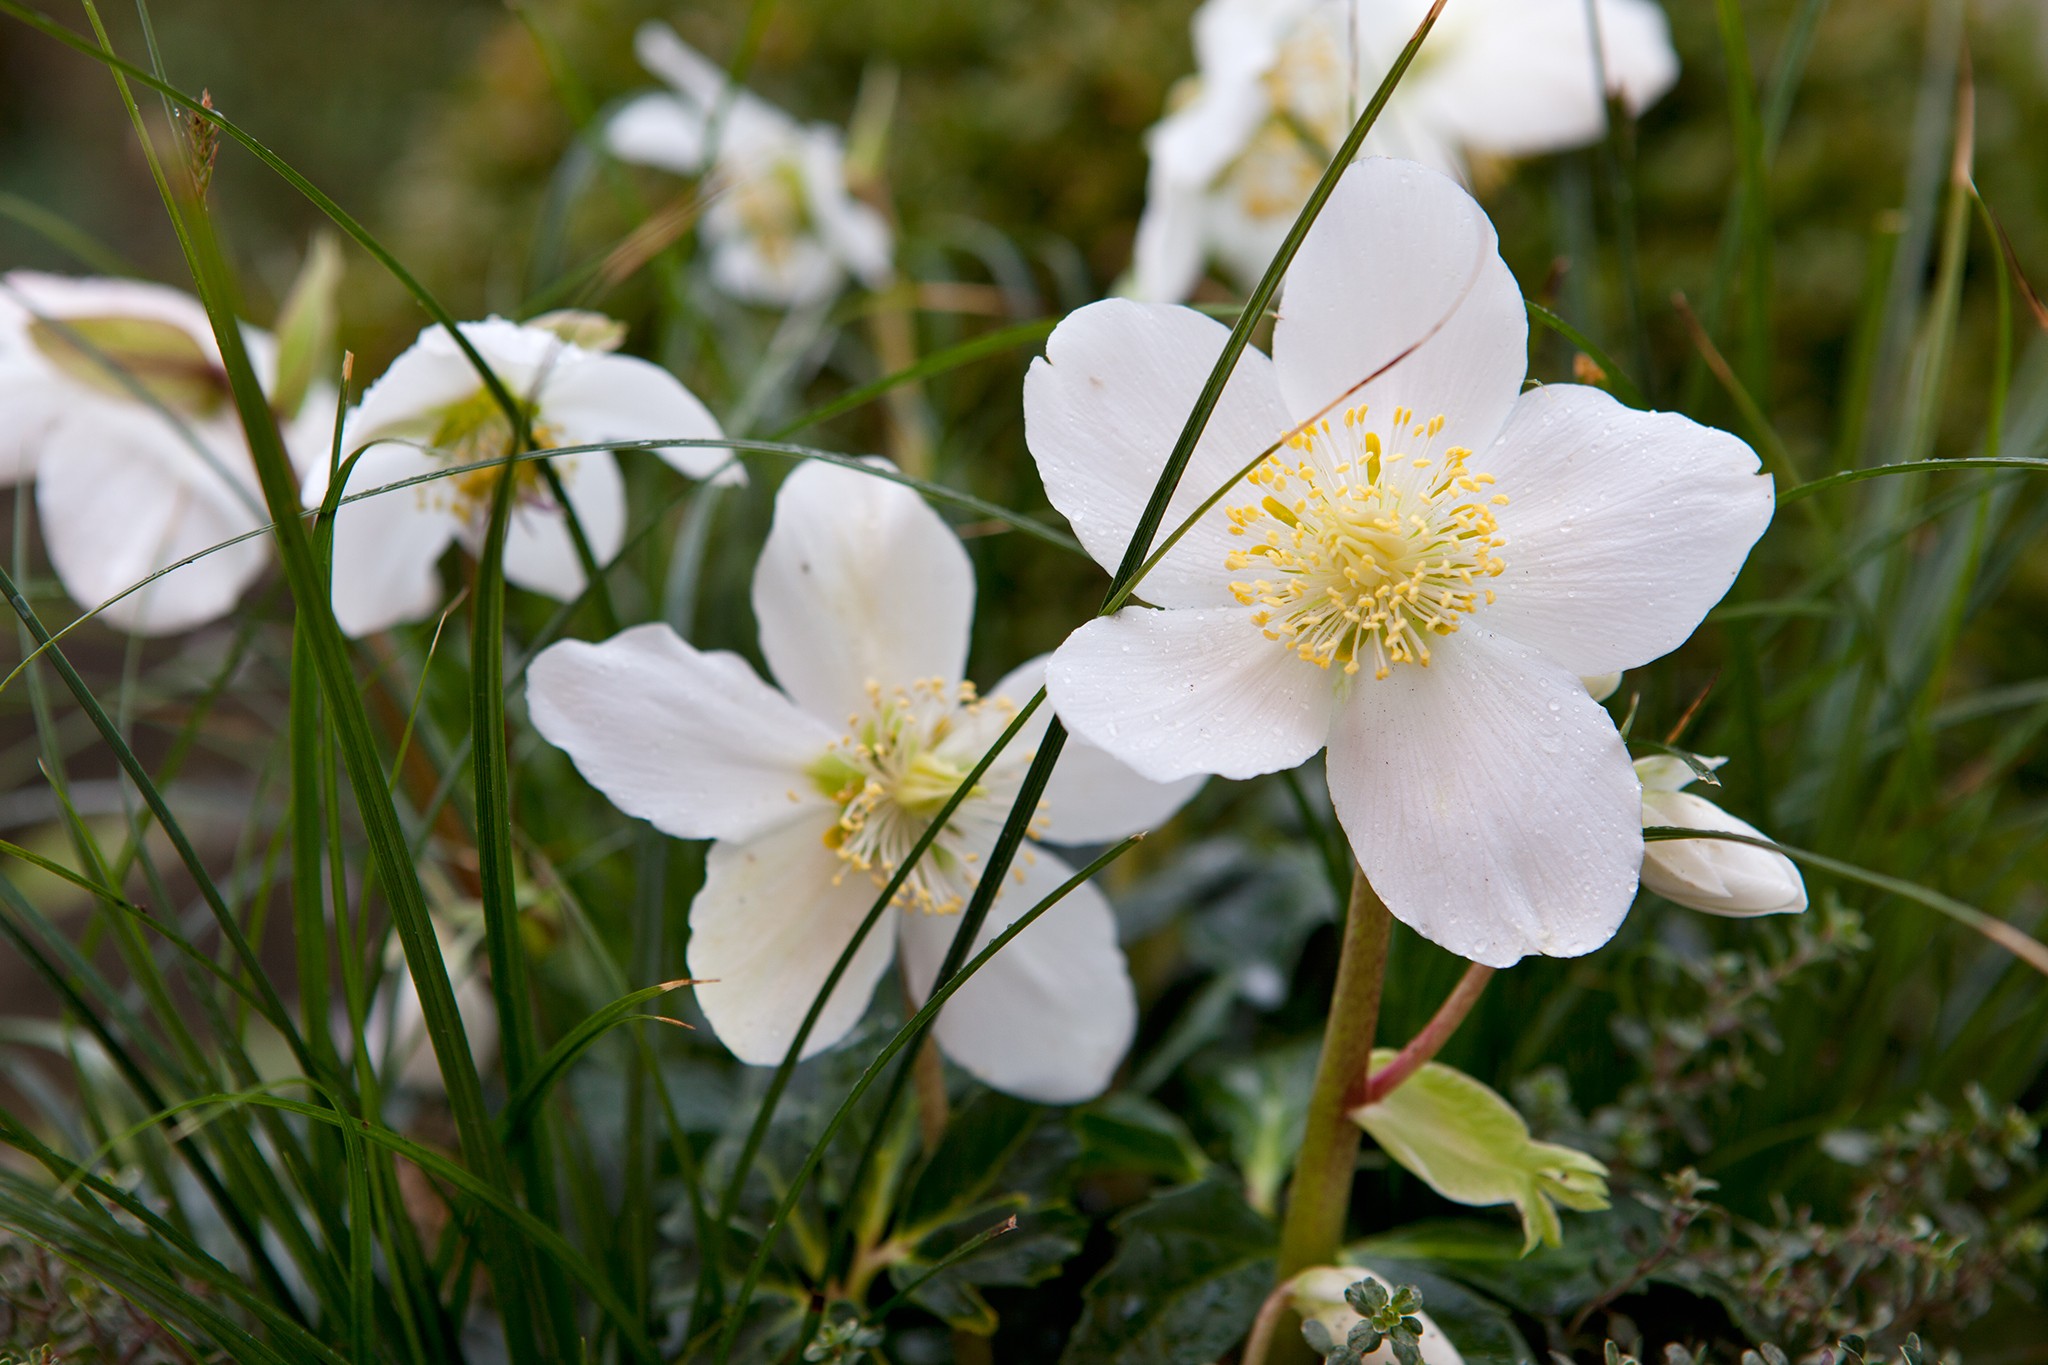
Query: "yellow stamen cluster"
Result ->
[[807, 678, 1032, 915], [1225, 404, 1509, 679], [425, 388, 562, 519]]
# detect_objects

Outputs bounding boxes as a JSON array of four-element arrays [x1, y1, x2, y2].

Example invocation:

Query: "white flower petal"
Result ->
[[984, 656, 1206, 844], [1130, 174, 1213, 305], [527, 622, 839, 844], [1025, 300, 1294, 606], [896, 847, 1135, 1104], [1271, 159, 1527, 455], [1482, 384, 1773, 675], [687, 819, 899, 1065], [539, 352, 739, 485], [798, 130, 894, 286], [1412, 0, 1678, 159], [1324, 628, 1642, 966], [1047, 606, 1336, 784], [497, 449, 627, 602], [1641, 789, 1806, 917], [752, 458, 974, 720], [706, 232, 843, 310], [606, 92, 710, 174], [35, 409, 266, 636], [322, 440, 459, 637], [1145, 78, 1269, 192]]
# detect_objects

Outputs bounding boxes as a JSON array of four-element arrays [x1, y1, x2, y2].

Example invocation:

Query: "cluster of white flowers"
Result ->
[[3, 3, 1811, 1120], [1132, 0, 1679, 302]]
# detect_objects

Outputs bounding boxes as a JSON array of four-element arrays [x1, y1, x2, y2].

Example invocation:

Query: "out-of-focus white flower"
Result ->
[[607, 23, 893, 308], [1291, 1267, 1466, 1365], [1132, 0, 1679, 302], [0, 272, 330, 635], [1034, 158, 1774, 968], [309, 315, 734, 638], [1637, 755, 1806, 917], [364, 917, 499, 1096], [527, 459, 1202, 1103], [1350, 1051, 1608, 1253]]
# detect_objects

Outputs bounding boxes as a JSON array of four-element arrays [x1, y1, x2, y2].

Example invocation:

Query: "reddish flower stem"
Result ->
[[1355, 963, 1495, 1109]]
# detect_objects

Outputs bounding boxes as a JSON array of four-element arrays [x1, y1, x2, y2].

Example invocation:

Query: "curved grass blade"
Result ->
[[1642, 825, 2048, 975], [499, 981, 696, 1142]]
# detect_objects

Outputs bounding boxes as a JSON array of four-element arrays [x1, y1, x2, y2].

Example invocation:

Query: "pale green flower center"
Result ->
[[1225, 404, 1509, 679], [429, 388, 559, 515], [723, 157, 813, 268], [805, 679, 1031, 915]]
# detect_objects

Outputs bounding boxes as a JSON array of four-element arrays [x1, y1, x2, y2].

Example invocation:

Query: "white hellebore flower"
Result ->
[[1033, 158, 1775, 968], [0, 272, 328, 634], [527, 460, 1202, 1103], [1637, 755, 1806, 917], [607, 23, 893, 309], [1132, 0, 1678, 302], [310, 316, 733, 638]]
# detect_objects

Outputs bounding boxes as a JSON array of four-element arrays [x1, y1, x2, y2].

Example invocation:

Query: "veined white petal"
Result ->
[[527, 622, 839, 844], [1410, 0, 1678, 159], [1325, 628, 1642, 966], [606, 92, 711, 174], [1025, 300, 1294, 607], [1047, 606, 1336, 784], [752, 457, 974, 721], [493, 449, 626, 602], [35, 408, 267, 636], [538, 351, 739, 486], [984, 656, 1206, 844], [1482, 384, 1773, 676], [687, 819, 899, 1065], [321, 440, 459, 637], [896, 847, 1135, 1104], [1641, 788, 1806, 917], [1272, 159, 1527, 457]]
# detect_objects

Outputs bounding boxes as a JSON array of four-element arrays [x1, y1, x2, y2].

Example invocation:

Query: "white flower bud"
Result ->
[[1580, 671, 1624, 702], [1636, 757, 1806, 917], [1290, 1266, 1466, 1365]]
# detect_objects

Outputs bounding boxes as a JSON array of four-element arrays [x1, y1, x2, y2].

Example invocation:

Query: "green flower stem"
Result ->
[[1277, 868, 1394, 1279]]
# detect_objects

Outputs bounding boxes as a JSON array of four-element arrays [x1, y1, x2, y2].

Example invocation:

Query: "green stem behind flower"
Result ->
[[1277, 869, 1394, 1279]]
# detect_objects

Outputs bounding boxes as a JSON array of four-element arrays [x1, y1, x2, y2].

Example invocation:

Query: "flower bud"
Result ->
[[1580, 671, 1624, 702], [1350, 1053, 1608, 1254], [1290, 1267, 1465, 1365], [1636, 756, 1806, 917]]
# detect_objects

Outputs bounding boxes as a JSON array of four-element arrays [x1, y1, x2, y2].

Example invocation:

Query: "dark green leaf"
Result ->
[[1060, 1180, 1275, 1365]]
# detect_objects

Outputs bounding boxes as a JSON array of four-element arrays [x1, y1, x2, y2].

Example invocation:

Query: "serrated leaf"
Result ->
[[898, 1091, 1040, 1235], [1060, 1180, 1275, 1365]]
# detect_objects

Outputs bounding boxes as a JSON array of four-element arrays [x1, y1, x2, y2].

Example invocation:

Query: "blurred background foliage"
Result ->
[[2, 0, 2047, 1359]]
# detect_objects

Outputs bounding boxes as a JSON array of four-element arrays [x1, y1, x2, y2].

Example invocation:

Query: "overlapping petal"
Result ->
[[983, 656, 1207, 844], [324, 441, 460, 638], [35, 408, 266, 636], [752, 459, 974, 720], [527, 623, 838, 844], [1025, 300, 1293, 607], [1324, 628, 1642, 966], [896, 848, 1135, 1104], [541, 350, 737, 485], [493, 449, 627, 602], [687, 817, 899, 1065], [1482, 384, 1773, 676], [1272, 158, 1528, 448], [1048, 607, 1336, 784]]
